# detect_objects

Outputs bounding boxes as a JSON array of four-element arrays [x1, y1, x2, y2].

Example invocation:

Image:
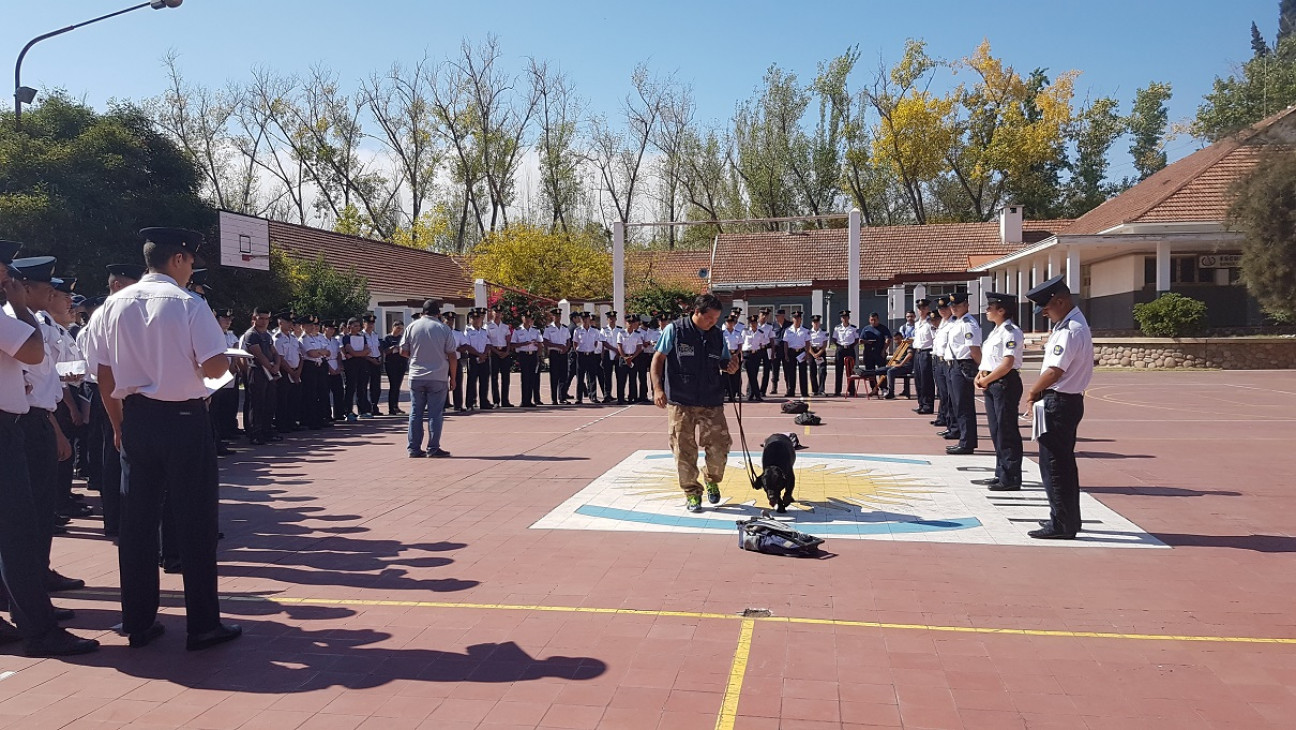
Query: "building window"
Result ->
[[1144, 255, 1219, 286]]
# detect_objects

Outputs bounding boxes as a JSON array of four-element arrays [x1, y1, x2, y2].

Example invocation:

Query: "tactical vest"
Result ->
[[665, 316, 725, 408]]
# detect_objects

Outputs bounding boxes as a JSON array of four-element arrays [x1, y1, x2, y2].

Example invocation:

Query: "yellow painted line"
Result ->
[[714, 619, 754, 730], [71, 589, 1296, 645]]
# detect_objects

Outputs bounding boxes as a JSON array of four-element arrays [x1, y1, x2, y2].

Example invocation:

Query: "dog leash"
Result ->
[[729, 393, 759, 488]]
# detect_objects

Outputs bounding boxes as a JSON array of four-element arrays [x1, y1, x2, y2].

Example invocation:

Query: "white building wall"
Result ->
[[1087, 255, 1144, 298]]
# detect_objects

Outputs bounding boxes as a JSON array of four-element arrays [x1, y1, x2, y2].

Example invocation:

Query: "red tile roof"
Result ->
[[627, 250, 712, 293], [1066, 104, 1296, 235], [270, 221, 473, 302], [710, 220, 1070, 287]]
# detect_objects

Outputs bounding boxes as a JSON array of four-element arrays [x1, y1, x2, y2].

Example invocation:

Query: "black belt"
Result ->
[[123, 395, 206, 407], [1044, 388, 1083, 399], [956, 358, 975, 363], [916, 348, 932, 352], [788, 347, 804, 353], [0, 410, 23, 424]]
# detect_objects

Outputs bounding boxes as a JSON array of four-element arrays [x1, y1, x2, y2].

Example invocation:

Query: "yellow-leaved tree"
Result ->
[[470, 224, 612, 301], [947, 40, 1077, 220]]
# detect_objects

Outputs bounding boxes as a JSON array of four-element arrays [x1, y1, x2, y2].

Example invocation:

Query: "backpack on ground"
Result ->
[[794, 412, 821, 426], [781, 400, 809, 414], [737, 517, 825, 557]]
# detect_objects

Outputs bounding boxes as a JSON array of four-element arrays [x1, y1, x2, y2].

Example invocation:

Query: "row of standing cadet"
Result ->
[[907, 277, 1094, 540]]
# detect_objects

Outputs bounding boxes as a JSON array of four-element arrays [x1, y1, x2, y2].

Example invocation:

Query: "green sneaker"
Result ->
[[685, 494, 703, 513], [705, 481, 721, 504]]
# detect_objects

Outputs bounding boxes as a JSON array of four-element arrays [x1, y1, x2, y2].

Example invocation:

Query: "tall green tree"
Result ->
[[1253, 21, 1272, 57], [1063, 97, 1124, 217], [282, 252, 371, 322], [1228, 150, 1296, 322], [0, 93, 214, 291], [1127, 82, 1172, 180], [1282, 0, 1296, 44], [1194, 37, 1296, 141]]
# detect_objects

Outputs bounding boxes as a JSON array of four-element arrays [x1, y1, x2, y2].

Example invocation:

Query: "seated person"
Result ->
[[881, 334, 914, 399]]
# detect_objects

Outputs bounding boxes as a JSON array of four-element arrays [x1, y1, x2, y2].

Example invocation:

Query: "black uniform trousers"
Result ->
[[810, 354, 827, 395], [467, 356, 491, 408], [54, 400, 78, 509], [366, 360, 383, 414], [343, 359, 369, 416], [615, 356, 633, 403], [89, 386, 123, 536], [636, 353, 649, 401], [598, 353, 614, 401], [983, 370, 1023, 487], [211, 379, 240, 438], [490, 352, 513, 405], [300, 361, 329, 428], [274, 373, 300, 431], [743, 351, 764, 400], [0, 414, 57, 641], [17, 412, 58, 575], [914, 349, 935, 411], [385, 358, 408, 413], [118, 396, 221, 636], [725, 363, 742, 401], [564, 348, 578, 398], [327, 371, 345, 420], [785, 349, 809, 397], [576, 352, 598, 402], [951, 359, 978, 449], [548, 350, 568, 403], [761, 346, 781, 395], [246, 367, 278, 440], [448, 357, 465, 411], [833, 345, 856, 396], [517, 351, 540, 406], [934, 358, 951, 428], [1038, 391, 1085, 536]]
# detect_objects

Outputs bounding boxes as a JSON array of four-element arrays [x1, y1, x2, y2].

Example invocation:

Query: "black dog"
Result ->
[[755, 433, 797, 513]]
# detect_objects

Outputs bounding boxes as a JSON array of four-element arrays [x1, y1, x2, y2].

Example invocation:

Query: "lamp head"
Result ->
[[15, 86, 37, 105], [149, 0, 182, 8]]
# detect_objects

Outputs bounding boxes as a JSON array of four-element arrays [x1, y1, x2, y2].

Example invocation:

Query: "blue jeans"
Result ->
[[407, 379, 449, 453]]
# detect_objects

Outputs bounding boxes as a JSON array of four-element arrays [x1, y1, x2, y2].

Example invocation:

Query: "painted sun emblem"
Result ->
[[619, 460, 930, 512]]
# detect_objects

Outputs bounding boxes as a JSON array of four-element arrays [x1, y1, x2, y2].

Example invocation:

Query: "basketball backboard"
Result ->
[[219, 211, 270, 271]]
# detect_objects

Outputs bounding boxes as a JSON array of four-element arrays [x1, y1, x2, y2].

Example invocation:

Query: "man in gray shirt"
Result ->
[[400, 300, 458, 458]]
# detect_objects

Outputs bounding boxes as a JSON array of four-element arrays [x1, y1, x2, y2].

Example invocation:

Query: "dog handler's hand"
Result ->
[[654, 388, 667, 409]]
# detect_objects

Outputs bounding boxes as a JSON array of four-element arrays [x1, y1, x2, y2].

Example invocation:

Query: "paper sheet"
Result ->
[[225, 347, 254, 359], [56, 360, 87, 377], [1031, 400, 1048, 441], [204, 370, 235, 396]]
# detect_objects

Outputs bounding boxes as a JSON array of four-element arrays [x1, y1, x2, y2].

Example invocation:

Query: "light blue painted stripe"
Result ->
[[574, 505, 980, 535], [641, 452, 930, 466]]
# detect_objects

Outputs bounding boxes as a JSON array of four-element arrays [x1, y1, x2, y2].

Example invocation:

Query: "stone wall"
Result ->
[[1093, 337, 1296, 370]]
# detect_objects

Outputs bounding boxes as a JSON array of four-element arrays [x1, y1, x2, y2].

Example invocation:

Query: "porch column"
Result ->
[[613, 221, 626, 317], [733, 298, 748, 320], [1065, 247, 1081, 294], [810, 290, 823, 322], [474, 278, 487, 308], [1156, 240, 1171, 294], [848, 208, 861, 318], [1047, 250, 1062, 281]]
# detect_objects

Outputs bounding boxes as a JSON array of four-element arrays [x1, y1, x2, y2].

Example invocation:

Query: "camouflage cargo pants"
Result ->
[[667, 404, 733, 497]]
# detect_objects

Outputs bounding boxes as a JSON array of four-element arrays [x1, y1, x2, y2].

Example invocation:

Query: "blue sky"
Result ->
[[3, 0, 1279, 176]]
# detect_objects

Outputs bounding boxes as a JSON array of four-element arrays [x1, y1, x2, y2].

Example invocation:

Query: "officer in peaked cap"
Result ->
[[442, 310, 467, 413], [974, 292, 1025, 492], [931, 297, 955, 430], [187, 269, 213, 299], [0, 242, 98, 656], [1022, 274, 1093, 540], [598, 311, 621, 404], [81, 225, 241, 650], [106, 264, 146, 293], [831, 309, 858, 396], [942, 291, 981, 455], [543, 307, 571, 405], [911, 298, 936, 415]]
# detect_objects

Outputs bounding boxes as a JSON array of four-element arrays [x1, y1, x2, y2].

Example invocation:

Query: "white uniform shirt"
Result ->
[[899, 322, 916, 339], [465, 326, 490, 357], [733, 321, 747, 334], [51, 317, 87, 384], [832, 324, 859, 347], [543, 323, 570, 352], [722, 327, 743, 353], [1041, 307, 1094, 393], [363, 330, 382, 359], [948, 314, 982, 360], [979, 321, 1024, 372], [2, 305, 62, 411], [601, 325, 622, 359], [617, 328, 644, 357], [452, 329, 469, 352], [0, 311, 35, 414], [82, 273, 227, 402], [274, 330, 303, 368], [486, 321, 511, 349], [511, 326, 541, 353], [933, 320, 952, 360], [300, 333, 327, 364], [643, 328, 661, 352], [741, 328, 768, 353], [913, 318, 935, 350], [574, 326, 598, 354], [783, 326, 809, 349], [325, 336, 342, 373]]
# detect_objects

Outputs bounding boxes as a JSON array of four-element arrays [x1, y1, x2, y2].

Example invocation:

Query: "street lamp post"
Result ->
[[13, 0, 182, 130]]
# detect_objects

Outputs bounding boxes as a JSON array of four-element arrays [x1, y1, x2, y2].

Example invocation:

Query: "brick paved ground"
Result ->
[[2, 370, 1295, 729]]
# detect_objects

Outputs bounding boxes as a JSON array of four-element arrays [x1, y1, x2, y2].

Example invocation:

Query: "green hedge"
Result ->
[[1133, 293, 1208, 337]]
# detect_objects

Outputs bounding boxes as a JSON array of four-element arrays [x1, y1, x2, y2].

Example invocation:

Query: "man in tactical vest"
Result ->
[[651, 294, 741, 513]]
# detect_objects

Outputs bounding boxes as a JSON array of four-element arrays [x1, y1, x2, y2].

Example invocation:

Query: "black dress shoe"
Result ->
[[971, 478, 1000, 486], [61, 503, 93, 518], [162, 560, 183, 574], [936, 430, 951, 437], [0, 619, 23, 646], [53, 608, 75, 621], [1028, 527, 1076, 540], [46, 571, 85, 592], [988, 483, 1021, 491], [25, 628, 99, 657], [946, 446, 975, 455], [930, 419, 944, 426], [943, 433, 960, 441], [1038, 520, 1052, 528], [216, 446, 234, 457], [186, 623, 242, 651], [128, 621, 165, 648]]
